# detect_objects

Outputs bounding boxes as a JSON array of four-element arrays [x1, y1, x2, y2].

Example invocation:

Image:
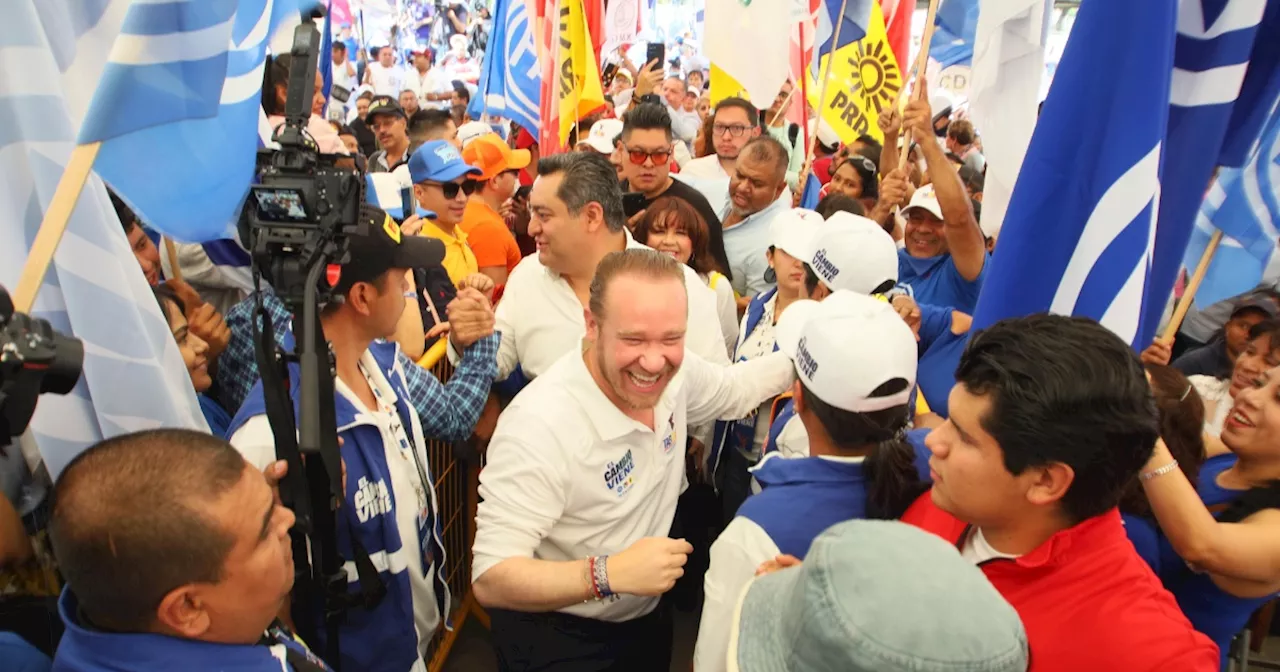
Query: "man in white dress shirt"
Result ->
[[471, 249, 797, 670]]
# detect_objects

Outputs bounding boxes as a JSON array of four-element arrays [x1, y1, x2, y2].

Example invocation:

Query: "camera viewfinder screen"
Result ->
[[253, 188, 309, 223]]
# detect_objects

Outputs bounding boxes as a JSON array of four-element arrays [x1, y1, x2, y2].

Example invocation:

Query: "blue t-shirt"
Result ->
[[898, 249, 987, 313], [916, 304, 969, 418]]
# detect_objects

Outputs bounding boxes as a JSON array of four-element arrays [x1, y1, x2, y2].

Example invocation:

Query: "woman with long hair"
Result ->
[[152, 285, 233, 436]]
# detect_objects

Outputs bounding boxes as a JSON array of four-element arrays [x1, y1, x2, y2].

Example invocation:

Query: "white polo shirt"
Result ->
[[452, 232, 729, 380], [471, 343, 795, 622]]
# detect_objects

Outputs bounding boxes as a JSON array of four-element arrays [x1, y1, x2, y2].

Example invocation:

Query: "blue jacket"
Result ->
[[762, 396, 796, 457], [737, 454, 869, 559], [53, 590, 330, 671], [226, 340, 448, 672], [711, 288, 779, 475]]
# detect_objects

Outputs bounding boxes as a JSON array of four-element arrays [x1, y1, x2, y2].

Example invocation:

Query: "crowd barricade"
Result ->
[[417, 339, 488, 670]]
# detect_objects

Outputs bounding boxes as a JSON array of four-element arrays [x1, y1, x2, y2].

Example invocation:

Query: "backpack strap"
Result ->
[[787, 123, 800, 149]]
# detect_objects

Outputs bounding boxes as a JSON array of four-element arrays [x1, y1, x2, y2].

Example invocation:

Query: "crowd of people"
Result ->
[[2, 13, 1279, 672]]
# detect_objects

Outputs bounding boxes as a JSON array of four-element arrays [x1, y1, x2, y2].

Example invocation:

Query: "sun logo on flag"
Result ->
[[848, 42, 900, 114]]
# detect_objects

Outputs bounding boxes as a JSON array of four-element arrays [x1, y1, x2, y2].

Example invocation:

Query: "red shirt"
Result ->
[[902, 495, 1219, 672]]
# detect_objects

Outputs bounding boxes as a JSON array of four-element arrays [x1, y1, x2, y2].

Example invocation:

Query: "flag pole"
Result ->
[[163, 238, 185, 283], [897, 0, 939, 172], [12, 142, 102, 313], [1161, 230, 1224, 343], [798, 0, 851, 203]]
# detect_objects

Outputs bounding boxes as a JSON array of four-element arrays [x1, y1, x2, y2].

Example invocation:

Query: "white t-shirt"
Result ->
[[228, 350, 441, 659], [471, 343, 795, 622], [734, 293, 779, 460], [410, 68, 452, 109], [367, 62, 406, 97], [960, 527, 1022, 564]]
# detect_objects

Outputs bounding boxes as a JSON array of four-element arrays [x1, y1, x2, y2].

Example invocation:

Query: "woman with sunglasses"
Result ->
[[634, 197, 738, 357]]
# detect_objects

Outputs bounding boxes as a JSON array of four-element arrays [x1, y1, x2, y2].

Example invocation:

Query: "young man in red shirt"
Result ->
[[904, 314, 1219, 672]]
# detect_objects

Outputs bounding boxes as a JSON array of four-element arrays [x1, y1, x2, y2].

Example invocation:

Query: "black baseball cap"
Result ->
[[366, 95, 406, 122], [333, 204, 444, 294]]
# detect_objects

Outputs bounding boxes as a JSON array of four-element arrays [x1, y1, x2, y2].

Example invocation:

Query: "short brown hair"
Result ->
[[589, 248, 686, 319], [633, 198, 715, 276], [948, 119, 976, 146], [50, 429, 250, 631]]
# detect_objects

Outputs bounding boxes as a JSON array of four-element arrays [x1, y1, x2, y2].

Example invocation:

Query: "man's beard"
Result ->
[[596, 347, 669, 411]]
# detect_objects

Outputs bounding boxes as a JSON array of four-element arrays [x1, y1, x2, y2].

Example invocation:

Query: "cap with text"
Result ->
[[409, 140, 483, 184], [808, 211, 899, 295], [775, 291, 917, 413], [463, 134, 532, 180], [581, 118, 624, 154], [334, 204, 445, 294], [768, 208, 824, 261]]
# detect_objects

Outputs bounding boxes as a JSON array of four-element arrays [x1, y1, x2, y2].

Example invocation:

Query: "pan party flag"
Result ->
[[807, 0, 900, 145], [557, 0, 606, 146]]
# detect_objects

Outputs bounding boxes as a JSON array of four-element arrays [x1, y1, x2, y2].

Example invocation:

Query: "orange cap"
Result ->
[[462, 134, 532, 181]]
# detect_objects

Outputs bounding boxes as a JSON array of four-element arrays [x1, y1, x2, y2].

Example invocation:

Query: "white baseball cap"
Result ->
[[902, 184, 943, 220], [776, 291, 918, 413], [457, 121, 494, 148], [769, 208, 824, 260], [807, 212, 899, 295], [581, 118, 624, 154], [809, 118, 841, 149]]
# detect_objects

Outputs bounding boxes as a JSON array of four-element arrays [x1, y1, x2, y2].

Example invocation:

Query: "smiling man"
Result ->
[[472, 248, 797, 670], [409, 140, 483, 285]]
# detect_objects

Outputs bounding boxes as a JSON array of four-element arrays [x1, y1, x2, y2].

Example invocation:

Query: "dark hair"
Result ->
[[110, 190, 139, 234], [713, 97, 759, 127], [1120, 365, 1206, 517], [49, 429, 250, 631], [634, 198, 715, 276], [336, 124, 356, 137], [948, 119, 976, 146], [537, 152, 627, 233], [814, 194, 866, 221], [959, 164, 985, 194], [853, 134, 883, 167], [358, 90, 375, 102], [970, 198, 982, 224], [1247, 318, 1280, 350], [696, 114, 715, 158], [955, 314, 1159, 524], [451, 81, 471, 104], [151, 284, 185, 322], [332, 41, 346, 52], [413, 108, 454, 139], [799, 381, 926, 519], [621, 103, 674, 143], [832, 155, 879, 200], [741, 135, 790, 185], [260, 54, 292, 117]]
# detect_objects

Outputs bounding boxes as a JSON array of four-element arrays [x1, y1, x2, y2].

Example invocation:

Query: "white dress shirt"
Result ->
[[471, 343, 795, 622], [457, 231, 729, 380]]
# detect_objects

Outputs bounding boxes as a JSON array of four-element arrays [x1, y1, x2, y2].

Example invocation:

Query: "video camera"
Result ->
[[237, 12, 382, 669], [0, 285, 83, 442]]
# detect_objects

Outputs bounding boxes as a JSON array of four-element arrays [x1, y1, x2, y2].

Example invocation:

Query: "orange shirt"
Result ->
[[461, 198, 523, 298]]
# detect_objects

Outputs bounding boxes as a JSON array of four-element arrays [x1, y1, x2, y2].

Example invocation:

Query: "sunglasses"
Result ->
[[625, 146, 672, 166], [425, 180, 476, 199]]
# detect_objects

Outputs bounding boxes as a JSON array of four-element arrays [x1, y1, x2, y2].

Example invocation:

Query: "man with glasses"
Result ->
[[618, 104, 728, 274], [461, 134, 530, 297], [681, 97, 762, 182], [410, 140, 483, 286]]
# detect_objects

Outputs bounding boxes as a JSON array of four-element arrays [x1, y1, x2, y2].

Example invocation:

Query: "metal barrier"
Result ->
[[417, 339, 485, 670]]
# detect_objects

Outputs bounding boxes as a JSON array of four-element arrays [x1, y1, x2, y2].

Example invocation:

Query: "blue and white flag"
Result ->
[[1184, 101, 1280, 306], [366, 168, 416, 221], [468, 0, 540, 133], [79, 0, 312, 243], [974, 0, 1278, 349], [930, 0, 979, 69], [1, 0, 214, 476], [812, 0, 874, 76]]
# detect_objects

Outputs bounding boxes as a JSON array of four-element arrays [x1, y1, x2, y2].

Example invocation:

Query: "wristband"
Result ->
[[403, 290, 418, 299], [1140, 460, 1178, 481], [593, 554, 613, 598]]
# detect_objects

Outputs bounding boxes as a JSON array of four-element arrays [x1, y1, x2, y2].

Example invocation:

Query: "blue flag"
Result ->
[[930, 0, 979, 69], [813, 0, 874, 76], [799, 173, 822, 210], [974, 0, 1278, 349], [320, 0, 334, 108], [77, 0, 313, 243], [1, 0, 216, 475], [1184, 102, 1280, 307], [467, 0, 540, 133]]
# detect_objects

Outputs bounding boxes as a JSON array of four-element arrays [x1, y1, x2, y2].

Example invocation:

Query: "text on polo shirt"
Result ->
[[355, 476, 393, 523], [796, 337, 819, 380], [604, 450, 637, 497], [813, 248, 840, 282]]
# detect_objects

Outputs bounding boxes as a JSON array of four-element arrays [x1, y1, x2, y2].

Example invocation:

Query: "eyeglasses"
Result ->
[[625, 146, 672, 166], [712, 124, 751, 138], [425, 180, 476, 199]]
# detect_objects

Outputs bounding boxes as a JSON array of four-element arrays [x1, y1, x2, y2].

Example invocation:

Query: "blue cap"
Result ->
[[408, 140, 482, 184]]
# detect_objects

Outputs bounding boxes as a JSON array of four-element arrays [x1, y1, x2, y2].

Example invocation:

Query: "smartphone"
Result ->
[[622, 192, 649, 219], [602, 62, 619, 87], [646, 42, 665, 70]]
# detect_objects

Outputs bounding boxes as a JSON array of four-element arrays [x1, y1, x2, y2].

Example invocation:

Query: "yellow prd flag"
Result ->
[[557, 0, 606, 147], [806, 1, 901, 145]]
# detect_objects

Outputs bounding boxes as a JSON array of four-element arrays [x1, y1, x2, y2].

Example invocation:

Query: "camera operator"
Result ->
[[226, 207, 498, 672], [48, 429, 330, 671]]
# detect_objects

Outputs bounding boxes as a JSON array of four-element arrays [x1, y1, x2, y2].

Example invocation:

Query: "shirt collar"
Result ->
[[424, 219, 467, 244], [721, 197, 786, 232], [977, 508, 1129, 570], [562, 339, 675, 441]]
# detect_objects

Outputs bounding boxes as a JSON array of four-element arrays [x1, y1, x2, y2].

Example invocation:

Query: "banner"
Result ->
[[806, 1, 900, 144], [469, 0, 542, 133], [556, 0, 606, 146]]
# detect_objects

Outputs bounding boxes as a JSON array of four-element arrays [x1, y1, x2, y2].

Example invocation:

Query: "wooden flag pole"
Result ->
[[12, 142, 102, 313], [164, 238, 184, 283], [898, 0, 940, 172], [1161, 229, 1225, 343]]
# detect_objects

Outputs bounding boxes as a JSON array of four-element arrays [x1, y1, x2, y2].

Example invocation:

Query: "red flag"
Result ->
[[787, 0, 820, 132], [539, 0, 562, 154], [583, 0, 605, 65], [881, 0, 912, 79]]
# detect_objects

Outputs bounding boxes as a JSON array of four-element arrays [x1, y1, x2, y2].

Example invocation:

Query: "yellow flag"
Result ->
[[806, 1, 901, 145], [709, 64, 748, 106], [557, 0, 606, 146]]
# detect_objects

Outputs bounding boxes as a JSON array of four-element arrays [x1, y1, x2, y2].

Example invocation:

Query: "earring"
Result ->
[[763, 267, 776, 284]]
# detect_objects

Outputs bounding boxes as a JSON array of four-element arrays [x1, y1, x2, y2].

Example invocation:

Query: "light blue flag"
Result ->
[[811, 0, 874, 77], [467, 0, 540, 133], [366, 168, 416, 221], [930, 0, 979, 69], [1, 0, 213, 476], [974, 0, 1279, 349], [77, 0, 313, 243], [1184, 102, 1280, 307]]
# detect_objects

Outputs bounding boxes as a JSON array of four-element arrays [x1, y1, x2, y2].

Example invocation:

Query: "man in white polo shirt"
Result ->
[[471, 249, 797, 671], [451, 152, 727, 385]]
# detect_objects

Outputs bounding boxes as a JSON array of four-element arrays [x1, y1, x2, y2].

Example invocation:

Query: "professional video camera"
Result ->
[[0, 285, 84, 442], [237, 12, 382, 669]]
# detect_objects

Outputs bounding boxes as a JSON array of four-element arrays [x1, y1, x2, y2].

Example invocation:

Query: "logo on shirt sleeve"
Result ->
[[603, 450, 636, 497]]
